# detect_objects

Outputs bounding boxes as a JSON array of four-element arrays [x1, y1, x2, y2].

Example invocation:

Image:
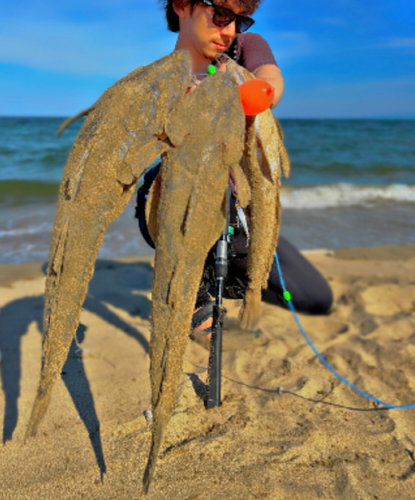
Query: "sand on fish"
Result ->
[[1, 245, 415, 499]]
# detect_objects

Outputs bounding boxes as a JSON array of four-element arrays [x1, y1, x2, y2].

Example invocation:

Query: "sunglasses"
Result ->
[[199, 0, 255, 34]]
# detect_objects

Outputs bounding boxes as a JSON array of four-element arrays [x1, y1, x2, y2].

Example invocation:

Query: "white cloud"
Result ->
[[0, 7, 177, 77]]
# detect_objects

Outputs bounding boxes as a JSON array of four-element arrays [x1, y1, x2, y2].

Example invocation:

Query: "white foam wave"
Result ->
[[281, 183, 415, 210], [0, 223, 52, 238]]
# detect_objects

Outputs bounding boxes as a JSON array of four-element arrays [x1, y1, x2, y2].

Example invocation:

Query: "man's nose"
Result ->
[[220, 20, 236, 37]]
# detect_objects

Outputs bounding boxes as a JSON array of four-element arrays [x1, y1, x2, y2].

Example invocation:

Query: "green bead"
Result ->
[[283, 290, 292, 301], [228, 226, 235, 235], [208, 65, 217, 75]]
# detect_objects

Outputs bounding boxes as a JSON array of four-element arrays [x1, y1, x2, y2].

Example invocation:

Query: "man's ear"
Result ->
[[172, 0, 188, 19]]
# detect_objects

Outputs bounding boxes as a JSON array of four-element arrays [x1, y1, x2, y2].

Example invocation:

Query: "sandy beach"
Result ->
[[1, 245, 415, 499]]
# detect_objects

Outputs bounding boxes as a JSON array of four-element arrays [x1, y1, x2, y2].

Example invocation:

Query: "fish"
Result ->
[[25, 50, 288, 494]]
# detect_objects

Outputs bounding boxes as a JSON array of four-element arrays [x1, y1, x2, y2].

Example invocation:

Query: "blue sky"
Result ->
[[1, 0, 414, 118]]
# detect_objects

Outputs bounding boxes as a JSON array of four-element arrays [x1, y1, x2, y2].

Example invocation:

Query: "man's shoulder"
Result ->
[[236, 32, 274, 57], [233, 32, 277, 73], [237, 32, 268, 44], [227, 33, 272, 64]]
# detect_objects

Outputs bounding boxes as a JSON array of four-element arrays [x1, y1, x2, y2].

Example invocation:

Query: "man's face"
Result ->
[[176, 1, 248, 61]]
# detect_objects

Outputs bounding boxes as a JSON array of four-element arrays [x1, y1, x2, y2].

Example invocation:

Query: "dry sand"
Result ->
[[1, 245, 415, 499]]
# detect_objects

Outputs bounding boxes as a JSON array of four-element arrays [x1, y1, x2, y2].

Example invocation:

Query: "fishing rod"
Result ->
[[205, 184, 232, 409]]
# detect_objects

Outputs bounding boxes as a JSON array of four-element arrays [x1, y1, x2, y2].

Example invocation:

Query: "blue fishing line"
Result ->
[[234, 202, 415, 409], [274, 251, 415, 410]]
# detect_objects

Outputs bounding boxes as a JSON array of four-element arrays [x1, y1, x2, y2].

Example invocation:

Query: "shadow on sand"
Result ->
[[0, 259, 153, 479]]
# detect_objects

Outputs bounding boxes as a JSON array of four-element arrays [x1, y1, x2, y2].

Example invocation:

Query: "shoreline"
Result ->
[[1, 243, 414, 287]]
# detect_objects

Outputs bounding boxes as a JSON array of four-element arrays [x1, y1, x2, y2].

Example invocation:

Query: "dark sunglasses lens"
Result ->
[[212, 6, 235, 27], [236, 17, 255, 33], [210, 3, 255, 33]]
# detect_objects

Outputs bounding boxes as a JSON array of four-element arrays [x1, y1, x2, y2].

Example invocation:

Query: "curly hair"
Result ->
[[160, 0, 262, 33]]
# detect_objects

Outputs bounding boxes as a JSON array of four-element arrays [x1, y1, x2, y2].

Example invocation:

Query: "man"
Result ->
[[137, 0, 333, 336], [168, 0, 283, 108]]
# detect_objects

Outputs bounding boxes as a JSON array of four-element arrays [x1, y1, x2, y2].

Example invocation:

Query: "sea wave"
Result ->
[[0, 222, 53, 239], [294, 162, 415, 176], [281, 183, 415, 209]]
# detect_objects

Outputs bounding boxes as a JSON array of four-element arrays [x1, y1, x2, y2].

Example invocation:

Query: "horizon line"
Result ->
[[1, 114, 415, 120]]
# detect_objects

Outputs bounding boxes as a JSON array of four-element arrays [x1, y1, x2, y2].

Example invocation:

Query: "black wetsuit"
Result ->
[[135, 163, 333, 316]]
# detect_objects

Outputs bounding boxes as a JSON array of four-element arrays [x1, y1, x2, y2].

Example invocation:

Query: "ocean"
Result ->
[[0, 116, 414, 265]]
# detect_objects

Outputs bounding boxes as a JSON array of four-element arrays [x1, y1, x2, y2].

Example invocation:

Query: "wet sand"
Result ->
[[1, 246, 415, 499]]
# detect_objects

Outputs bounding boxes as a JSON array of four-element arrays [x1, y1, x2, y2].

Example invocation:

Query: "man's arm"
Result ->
[[233, 33, 284, 110], [253, 64, 284, 109]]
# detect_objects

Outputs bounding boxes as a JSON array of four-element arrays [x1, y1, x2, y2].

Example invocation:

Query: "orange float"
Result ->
[[239, 79, 275, 116]]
